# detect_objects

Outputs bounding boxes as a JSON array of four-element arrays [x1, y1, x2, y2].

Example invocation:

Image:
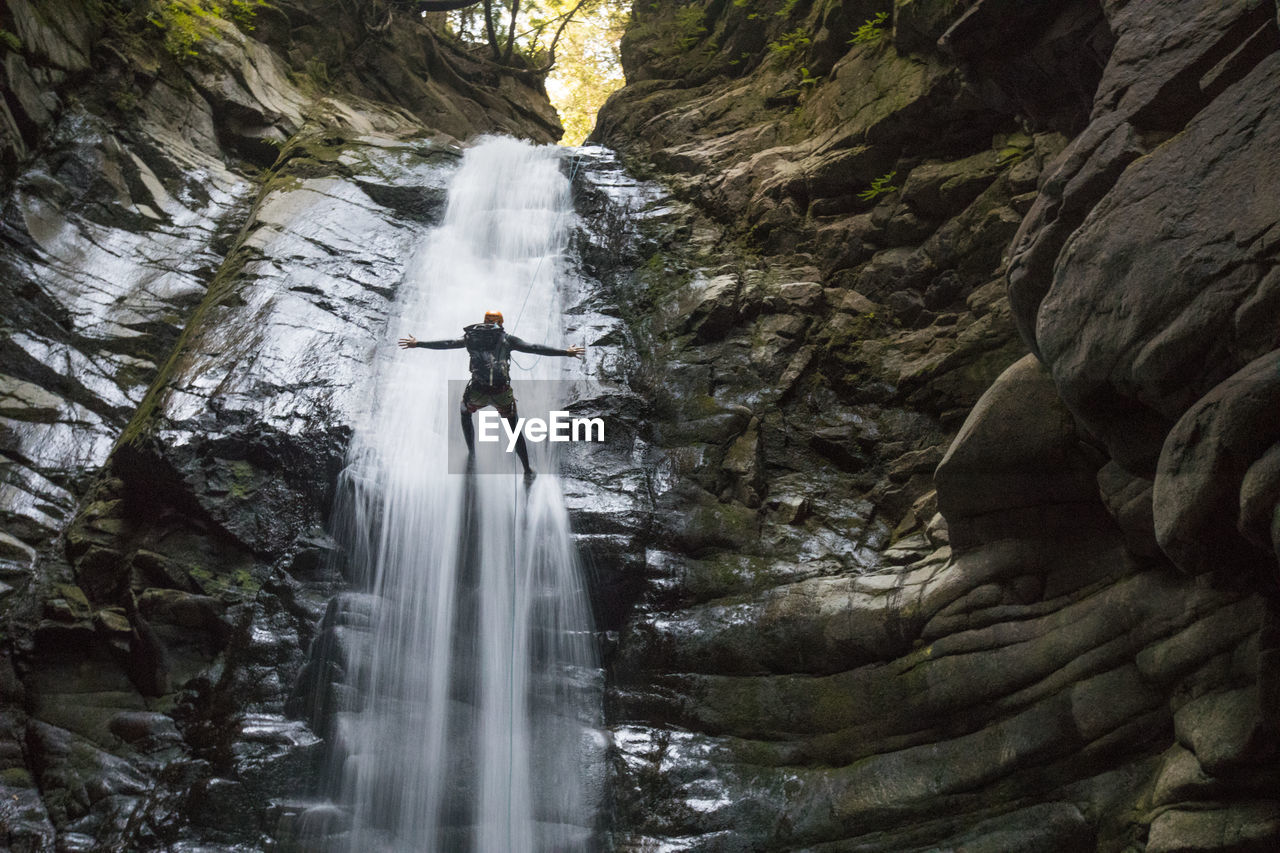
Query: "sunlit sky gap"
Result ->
[[438, 1, 628, 145]]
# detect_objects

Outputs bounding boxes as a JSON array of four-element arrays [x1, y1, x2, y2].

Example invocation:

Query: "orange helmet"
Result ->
[[483, 310, 504, 326]]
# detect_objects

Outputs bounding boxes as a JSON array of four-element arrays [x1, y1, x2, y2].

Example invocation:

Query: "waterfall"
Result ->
[[324, 136, 602, 852]]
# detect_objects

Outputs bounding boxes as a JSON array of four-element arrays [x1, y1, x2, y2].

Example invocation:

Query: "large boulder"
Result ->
[[934, 354, 1101, 551], [1032, 51, 1280, 477]]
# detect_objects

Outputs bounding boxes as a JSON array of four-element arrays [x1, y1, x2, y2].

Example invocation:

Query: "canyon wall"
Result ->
[[2, 0, 1279, 850], [591, 0, 1280, 849], [0, 2, 560, 847]]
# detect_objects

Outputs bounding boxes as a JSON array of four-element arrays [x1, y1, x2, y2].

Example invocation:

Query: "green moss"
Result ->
[[146, 0, 271, 58], [227, 459, 256, 499], [186, 563, 260, 595], [0, 29, 23, 52], [232, 568, 260, 592], [673, 6, 708, 49], [291, 57, 332, 96], [607, 248, 693, 337], [682, 499, 759, 553], [148, 1, 221, 58], [54, 583, 92, 611], [630, 5, 709, 59], [115, 243, 253, 451], [0, 767, 34, 788], [685, 552, 780, 599], [225, 0, 269, 29], [995, 131, 1035, 166], [689, 395, 726, 417]]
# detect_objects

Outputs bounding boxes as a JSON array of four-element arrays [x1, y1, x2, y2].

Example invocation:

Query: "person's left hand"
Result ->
[[398, 335, 418, 349], [566, 346, 585, 359]]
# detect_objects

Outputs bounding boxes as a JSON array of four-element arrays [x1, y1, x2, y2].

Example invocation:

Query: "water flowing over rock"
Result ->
[[0, 2, 566, 848], [291, 137, 605, 852], [3, 0, 1280, 851]]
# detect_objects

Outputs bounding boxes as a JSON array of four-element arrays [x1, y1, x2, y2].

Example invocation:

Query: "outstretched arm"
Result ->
[[398, 334, 466, 350], [508, 335, 585, 359]]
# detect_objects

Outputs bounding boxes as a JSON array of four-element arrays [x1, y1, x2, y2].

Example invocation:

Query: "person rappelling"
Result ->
[[399, 310, 584, 481]]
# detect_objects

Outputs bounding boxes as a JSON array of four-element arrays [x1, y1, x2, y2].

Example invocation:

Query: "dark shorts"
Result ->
[[461, 382, 517, 417]]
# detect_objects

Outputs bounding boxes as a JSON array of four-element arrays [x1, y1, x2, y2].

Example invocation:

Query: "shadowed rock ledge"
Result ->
[[591, 0, 1280, 850]]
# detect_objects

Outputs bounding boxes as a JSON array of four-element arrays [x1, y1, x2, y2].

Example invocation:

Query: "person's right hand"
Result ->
[[398, 335, 417, 349], [566, 345, 585, 359]]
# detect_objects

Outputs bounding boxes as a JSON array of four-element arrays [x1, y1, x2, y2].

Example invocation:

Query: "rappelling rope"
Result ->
[[505, 146, 585, 847]]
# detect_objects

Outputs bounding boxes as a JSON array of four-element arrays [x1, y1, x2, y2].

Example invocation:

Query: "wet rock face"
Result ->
[[593, 1, 1280, 851], [0, 1, 562, 848], [1009, 2, 1280, 584]]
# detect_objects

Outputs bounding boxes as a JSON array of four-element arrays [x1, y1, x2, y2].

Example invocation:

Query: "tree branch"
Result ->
[[415, 0, 485, 10], [530, 0, 593, 73]]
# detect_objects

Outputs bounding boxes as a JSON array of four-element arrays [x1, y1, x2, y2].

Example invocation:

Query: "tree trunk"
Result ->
[[482, 0, 502, 61], [503, 0, 521, 64]]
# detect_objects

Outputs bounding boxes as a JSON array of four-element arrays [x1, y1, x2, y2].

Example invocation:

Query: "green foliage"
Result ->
[[776, 0, 802, 16], [674, 6, 707, 49], [767, 27, 810, 58], [542, 0, 629, 144], [147, 0, 269, 59], [858, 170, 898, 202], [777, 67, 821, 100], [0, 29, 23, 52], [226, 0, 269, 29], [148, 1, 220, 57], [294, 56, 332, 95], [850, 10, 890, 45], [113, 89, 141, 112], [441, 0, 629, 143]]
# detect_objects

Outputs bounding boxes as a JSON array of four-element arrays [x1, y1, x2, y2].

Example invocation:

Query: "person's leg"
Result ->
[[503, 414, 532, 475], [498, 396, 532, 476], [459, 404, 476, 455]]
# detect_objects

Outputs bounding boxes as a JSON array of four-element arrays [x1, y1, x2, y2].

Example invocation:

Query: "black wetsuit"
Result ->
[[412, 324, 570, 473]]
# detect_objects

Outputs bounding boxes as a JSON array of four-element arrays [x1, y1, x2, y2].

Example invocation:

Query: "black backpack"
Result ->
[[463, 323, 509, 387]]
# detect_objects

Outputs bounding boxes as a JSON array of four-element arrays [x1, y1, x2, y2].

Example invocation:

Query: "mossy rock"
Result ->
[[44, 584, 92, 622], [0, 766, 36, 788], [660, 485, 761, 556]]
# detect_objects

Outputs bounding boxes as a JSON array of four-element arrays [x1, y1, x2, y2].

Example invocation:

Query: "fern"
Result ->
[[767, 27, 810, 58], [850, 11, 890, 45], [858, 171, 898, 202]]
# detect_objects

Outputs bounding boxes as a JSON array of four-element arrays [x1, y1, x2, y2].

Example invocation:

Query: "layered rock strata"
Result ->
[[0, 2, 560, 848], [592, 0, 1280, 849]]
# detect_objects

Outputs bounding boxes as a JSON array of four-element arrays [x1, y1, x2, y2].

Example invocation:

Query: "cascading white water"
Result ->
[[329, 137, 602, 852]]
